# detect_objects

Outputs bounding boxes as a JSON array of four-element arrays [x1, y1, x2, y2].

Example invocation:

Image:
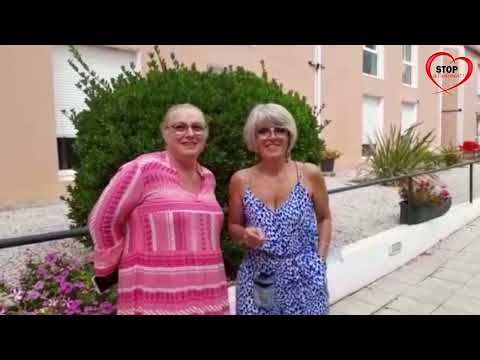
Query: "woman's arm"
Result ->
[[88, 161, 144, 277], [304, 163, 332, 259], [228, 171, 264, 248]]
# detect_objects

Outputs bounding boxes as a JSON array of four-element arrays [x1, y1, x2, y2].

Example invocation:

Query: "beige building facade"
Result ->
[[1, 45, 479, 208]]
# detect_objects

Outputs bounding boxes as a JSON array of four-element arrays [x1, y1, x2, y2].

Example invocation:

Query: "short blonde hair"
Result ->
[[243, 103, 298, 153], [160, 103, 208, 138]]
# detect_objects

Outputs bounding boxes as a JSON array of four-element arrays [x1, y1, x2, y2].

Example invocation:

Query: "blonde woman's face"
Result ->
[[254, 118, 290, 161], [163, 109, 208, 159]]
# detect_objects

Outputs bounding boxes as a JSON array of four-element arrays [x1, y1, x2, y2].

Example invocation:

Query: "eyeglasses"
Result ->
[[166, 122, 207, 135], [256, 127, 289, 139]]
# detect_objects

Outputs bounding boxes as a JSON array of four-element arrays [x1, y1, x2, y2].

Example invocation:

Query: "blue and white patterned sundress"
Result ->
[[236, 163, 330, 315]]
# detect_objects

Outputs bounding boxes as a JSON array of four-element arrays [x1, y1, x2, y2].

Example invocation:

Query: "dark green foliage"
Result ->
[[63, 45, 325, 279]]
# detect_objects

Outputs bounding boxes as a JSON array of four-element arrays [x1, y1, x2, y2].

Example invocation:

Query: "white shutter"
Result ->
[[401, 102, 417, 133], [362, 96, 382, 144], [52, 45, 137, 137]]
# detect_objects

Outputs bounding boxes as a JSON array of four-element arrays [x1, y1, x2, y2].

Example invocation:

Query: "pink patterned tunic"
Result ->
[[88, 151, 229, 315]]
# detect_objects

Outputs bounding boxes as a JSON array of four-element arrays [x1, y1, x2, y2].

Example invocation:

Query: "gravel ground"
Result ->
[[0, 203, 89, 288], [327, 163, 480, 246], [1, 164, 479, 287]]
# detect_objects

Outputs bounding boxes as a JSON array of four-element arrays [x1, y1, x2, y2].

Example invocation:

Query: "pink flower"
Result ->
[[25, 290, 41, 301], [60, 281, 74, 295], [55, 270, 70, 284], [0, 307, 7, 315], [13, 289, 24, 302], [100, 301, 115, 314], [74, 283, 86, 290], [36, 266, 50, 279], [34, 281, 45, 291], [55, 274, 67, 283], [65, 299, 82, 315], [83, 306, 98, 314], [45, 252, 59, 265]]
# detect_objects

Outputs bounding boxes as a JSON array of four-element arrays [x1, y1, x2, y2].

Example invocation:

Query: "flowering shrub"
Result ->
[[321, 148, 342, 160], [459, 140, 480, 153], [0, 252, 116, 315], [399, 175, 451, 207], [0, 282, 10, 315]]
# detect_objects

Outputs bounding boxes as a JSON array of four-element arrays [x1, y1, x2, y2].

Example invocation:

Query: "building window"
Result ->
[[57, 137, 79, 170], [401, 102, 417, 133], [402, 45, 417, 87], [362, 95, 383, 156], [363, 45, 384, 78], [52, 45, 138, 176]]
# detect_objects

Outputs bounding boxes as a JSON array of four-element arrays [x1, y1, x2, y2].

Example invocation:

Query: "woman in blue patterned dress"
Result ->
[[228, 103, 332, 315]]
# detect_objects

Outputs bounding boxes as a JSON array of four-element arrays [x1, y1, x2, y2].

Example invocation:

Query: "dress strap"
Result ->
[[295, 161, 305, 182], [246, 168, 252, 189]]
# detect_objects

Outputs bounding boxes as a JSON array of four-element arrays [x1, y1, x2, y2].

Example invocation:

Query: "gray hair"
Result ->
[[243, 103, 298, 153], [160, 103, 208, 138]]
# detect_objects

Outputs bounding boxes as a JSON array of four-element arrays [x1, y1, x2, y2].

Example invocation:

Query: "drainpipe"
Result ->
[[441, 45, 465, 145], [457, 45, 465, 145], [313, 45, 323, 120]]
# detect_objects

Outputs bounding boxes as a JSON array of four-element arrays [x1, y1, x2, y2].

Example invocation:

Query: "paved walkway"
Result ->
[[330, 216, 480, 315]]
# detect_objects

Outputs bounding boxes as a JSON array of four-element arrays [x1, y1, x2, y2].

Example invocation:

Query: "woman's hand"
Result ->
[[228, 170, 267, 249], [317, 249, 328, 262], [242, 227, 265, 248]]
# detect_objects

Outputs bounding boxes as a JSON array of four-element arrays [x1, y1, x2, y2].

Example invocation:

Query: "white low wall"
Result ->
[[228, 199, 480, 313], [327, 199, 480, 303]]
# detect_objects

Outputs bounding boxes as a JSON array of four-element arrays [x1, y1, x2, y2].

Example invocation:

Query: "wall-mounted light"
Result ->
[[308, 61, 325, 71]]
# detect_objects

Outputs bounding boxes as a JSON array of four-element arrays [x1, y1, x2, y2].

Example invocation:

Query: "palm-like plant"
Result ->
[[367, 124, 438, 180]]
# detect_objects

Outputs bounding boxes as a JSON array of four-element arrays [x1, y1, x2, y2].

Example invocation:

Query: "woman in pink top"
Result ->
[[88, 104, 230, 315]]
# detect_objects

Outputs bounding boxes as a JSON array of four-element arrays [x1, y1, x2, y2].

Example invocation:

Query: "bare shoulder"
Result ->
[[298, 162, 327, 197], [229, 168, 251, 191], [301, 162, 324, 182], [230, 168, 251, 182]]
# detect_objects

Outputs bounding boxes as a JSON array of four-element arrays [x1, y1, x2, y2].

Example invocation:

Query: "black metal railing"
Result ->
[[1, 158, 480, 250], [0, 226, 89, 250]]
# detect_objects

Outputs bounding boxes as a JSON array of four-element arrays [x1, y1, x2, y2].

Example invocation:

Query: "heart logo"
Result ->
[[425, 52, 473, 94]]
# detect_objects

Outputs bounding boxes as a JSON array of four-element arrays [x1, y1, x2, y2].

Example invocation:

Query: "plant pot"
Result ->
[[399, 198, 452, 225], [321, 159, 335, 172]]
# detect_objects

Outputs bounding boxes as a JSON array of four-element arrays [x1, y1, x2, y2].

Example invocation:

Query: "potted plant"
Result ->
[[320, 148, 342, 172], [439, 144, 463, 166], [459, 140, 480, 160], [398, 175, 451, 225]]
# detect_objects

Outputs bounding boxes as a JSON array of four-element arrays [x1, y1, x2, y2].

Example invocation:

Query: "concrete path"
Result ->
[[330, 216, 480, 315]]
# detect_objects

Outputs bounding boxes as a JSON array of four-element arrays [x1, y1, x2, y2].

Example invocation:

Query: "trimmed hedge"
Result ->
[[64, 46, 324, 279]]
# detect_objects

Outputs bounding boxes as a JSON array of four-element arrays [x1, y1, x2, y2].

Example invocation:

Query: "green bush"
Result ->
[[367, 124, 438, 180], [63, 46, 325, 280]]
